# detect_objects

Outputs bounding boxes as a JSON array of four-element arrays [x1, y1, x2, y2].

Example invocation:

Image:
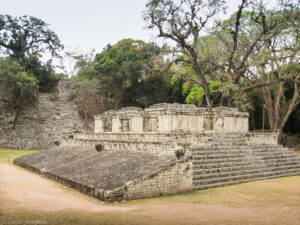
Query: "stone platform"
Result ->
[[14, 104, 300, 201], [14, 147, 192, 201]]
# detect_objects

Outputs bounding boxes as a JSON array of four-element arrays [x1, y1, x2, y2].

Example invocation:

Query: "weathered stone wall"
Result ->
[[122, 159, 193, 200], [95, 104, 249, 134], [71, 132, 279, 146], [62, 138, 191, 156], [62, 132, 279, 157]]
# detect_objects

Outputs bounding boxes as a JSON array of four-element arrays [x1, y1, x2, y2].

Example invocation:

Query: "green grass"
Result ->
[[0, 148, 42, 163]]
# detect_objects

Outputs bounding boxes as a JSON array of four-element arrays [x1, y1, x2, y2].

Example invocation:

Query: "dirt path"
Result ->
[[0, 163, 131, 213], [1, 162, 300, 225]]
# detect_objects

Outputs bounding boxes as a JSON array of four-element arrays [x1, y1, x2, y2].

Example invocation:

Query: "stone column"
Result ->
[[95, 116, 103, 133]]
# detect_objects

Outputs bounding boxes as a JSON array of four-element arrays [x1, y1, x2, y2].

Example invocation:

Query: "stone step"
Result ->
[[192, 151, 295, 159], [193, 151, 295, 160], [193, 154, 299, 164], [193, 168, 300, 185], [193, 170, 300, 190], [193, 162, 299, 175], [192, 145, 283, 151], [193, 164, 300, 180], [193, 158, 300, 169], [192, 148, 290, 155]]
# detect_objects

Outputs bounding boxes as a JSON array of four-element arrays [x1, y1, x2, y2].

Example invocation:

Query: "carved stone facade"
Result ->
[[95, 103, 249, 134]]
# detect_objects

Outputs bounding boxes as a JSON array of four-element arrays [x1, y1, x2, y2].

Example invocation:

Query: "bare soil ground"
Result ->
[[1, 162, 300, 225], [0, 163, 131, 213]]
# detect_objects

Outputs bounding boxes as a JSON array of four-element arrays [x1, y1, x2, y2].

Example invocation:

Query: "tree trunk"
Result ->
[[220, 94, 224, 106], [277, 128, 283, 144], [203, 85, 212, 108], [262, 83, 299, 144], [273, 81, 284, 132], [278, 83, 300, 143], [12, 107, 21, 130], [261, 87, 275, 130], [190, 50, 212, 108]]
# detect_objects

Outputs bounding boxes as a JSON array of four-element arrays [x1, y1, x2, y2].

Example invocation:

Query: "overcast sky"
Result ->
[[1, 0, 278, 58]]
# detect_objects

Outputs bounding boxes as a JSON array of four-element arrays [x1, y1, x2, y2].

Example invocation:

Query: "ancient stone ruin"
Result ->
[[14, 103, 300, 201], [0, 80, 87, 149]]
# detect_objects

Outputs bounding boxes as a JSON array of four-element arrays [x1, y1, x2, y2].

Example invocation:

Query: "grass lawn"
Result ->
[[0, 148, 42, 163], [0, 148, 300, 225]]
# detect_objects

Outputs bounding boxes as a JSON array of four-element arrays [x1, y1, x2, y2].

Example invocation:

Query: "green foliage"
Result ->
[[0, 14, 63, 94], [0, 57, 38, 128], [94, 39, 163, 109], [283, 63, 300, 79], [185, 86, 205, 106], [0, 57, 38, 94], [22, 55, 60, 93], [0, 14, 63, 59], [137, 74, 174, 107], [182, 80, 221, 106], [76, 66, 98, 81], [170, 76, 186, 104]]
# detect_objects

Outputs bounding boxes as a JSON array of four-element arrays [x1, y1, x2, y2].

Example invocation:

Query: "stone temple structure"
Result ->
[[14, 103, 300, 201]]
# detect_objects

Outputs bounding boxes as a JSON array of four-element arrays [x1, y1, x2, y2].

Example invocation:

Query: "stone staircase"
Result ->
[[192, 134, 300, 190], [0, 80, 88, 149]]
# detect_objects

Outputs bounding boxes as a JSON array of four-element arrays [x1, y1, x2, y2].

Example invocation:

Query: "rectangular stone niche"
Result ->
[[143, 117, 158, 132], [120, 119, 129, 132]]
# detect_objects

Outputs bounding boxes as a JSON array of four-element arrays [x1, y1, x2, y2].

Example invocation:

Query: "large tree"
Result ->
[[0, 14, 63, 60], [245, 3, 300, 140], [211, 0, 299, 141], [0, 14, 63, 128], [0, 14, 63, 93], [143, 0, 226, 108], [94, 39, 163, 109], [0, 57, 38, 129]]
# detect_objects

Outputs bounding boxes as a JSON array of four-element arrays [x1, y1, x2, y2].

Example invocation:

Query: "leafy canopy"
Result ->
[[94, 39, 161, 108], [0, 14, 63, 60]]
